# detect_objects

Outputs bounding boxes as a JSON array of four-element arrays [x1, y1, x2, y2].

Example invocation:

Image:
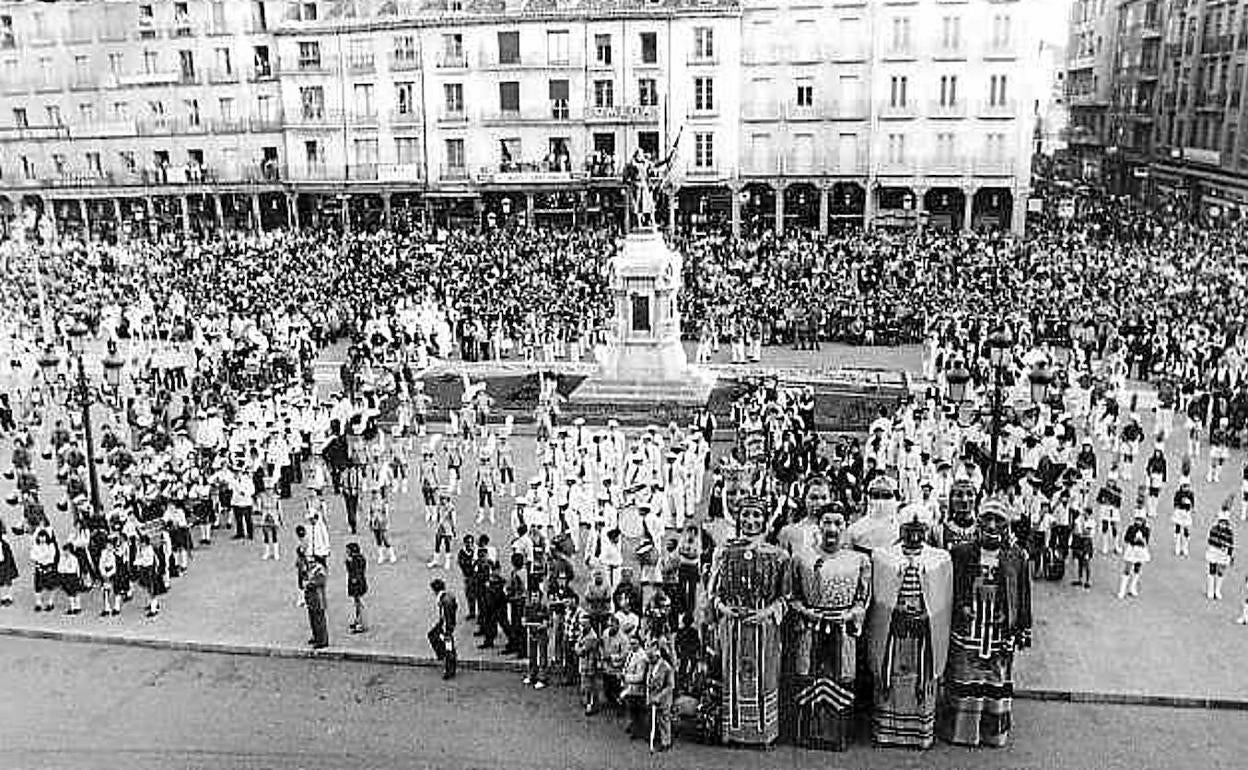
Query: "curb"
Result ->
[[4, 625, 1245, 711]]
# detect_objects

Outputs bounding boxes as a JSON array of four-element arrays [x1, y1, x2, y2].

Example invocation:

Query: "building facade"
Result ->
[[1066, 0, 1121, 183], [0, 0, 1037, 240]]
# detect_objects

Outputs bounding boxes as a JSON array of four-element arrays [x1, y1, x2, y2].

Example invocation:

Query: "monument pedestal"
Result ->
[[568, 228, 715, 423]]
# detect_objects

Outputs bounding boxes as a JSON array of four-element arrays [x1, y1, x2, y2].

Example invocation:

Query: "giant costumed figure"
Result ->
[[845, 474, 900, 555], [708, 495, 790, 746], [868, 505, 953, 749], [785, 503, 871, 750], [938, 496, 1032, 748], [940, 479, 979, 550]]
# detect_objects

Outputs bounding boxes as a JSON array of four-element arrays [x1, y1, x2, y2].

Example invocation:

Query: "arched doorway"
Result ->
[[784, 183, 820, 232], [741, 182, 776, 235], [923, 188, 967, 231], [676, 186, 731, 233], [972, 188, 1013, 231], [829, 182, 865, 230], [350, 194, 385, 232], [482, 191, 527, 229], [875, 186, 918, 229]]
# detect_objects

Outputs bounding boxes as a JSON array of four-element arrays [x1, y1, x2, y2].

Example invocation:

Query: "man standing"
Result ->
[[645, 641, 675, 754], [303, 554, 329, 649], [429, 578, 459, 680]]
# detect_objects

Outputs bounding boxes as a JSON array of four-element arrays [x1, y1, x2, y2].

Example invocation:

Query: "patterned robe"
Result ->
[[709, 538, 790, 746], [868, 544, 953, 749], [785, 547, 872, 751]]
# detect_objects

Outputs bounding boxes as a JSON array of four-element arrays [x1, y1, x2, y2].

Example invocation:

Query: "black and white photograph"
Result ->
[[0, 1, 1242, 768]]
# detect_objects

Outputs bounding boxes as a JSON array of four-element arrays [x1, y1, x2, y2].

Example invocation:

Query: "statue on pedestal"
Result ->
[[868, 510, 953, 749], [708, 495, 790, 747], [785, 504, 871, 751]]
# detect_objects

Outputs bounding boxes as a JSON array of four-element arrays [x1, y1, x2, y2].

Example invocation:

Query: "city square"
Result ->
[[1, 0, 1246, 768]]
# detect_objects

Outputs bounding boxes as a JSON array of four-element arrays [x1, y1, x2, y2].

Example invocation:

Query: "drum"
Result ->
[[618, 503, 643, 539]]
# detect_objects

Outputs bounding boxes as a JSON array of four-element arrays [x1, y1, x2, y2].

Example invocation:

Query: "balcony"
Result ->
[[1, 79, 30, 96], [685, 162, 721, 179], [973, 157, 1016, 176], [878, 101, 919, 120], [0, 125, 70, 142], [69, 75, 99, 92], [438, 110, 468, 125], [287, 109, 345, 127], [72, 121, 140, 139], [348, 164, 379, 181], [932, 42, 967, 61], [687, 106, 720, 120], [831, 43, 867, 63], [583, 104, 658, 123], [34, 78, 65, 94], [929, 100, 968, 119], [1068, 54, 1097, 71], [785, 103, 821, 121], [1197, 91, 1227, 111], [1141, 20, 1162, 39], [136, 117, 210, 136], [346, 55, 376, 76], [295, 165, 339, 182], [118, 71, 180, 87], [440, 164, 470, 181], [882, 43, 917, 62], [744, 46, 777, 65], [476, 163, 585, 184], [984, 39, 1018, 60], [390, 108, 422, 126], [377, 163, 425, 183], [209, 68, 240, 85], [978, 99, 1018, 118], [828, 151, 868, 176], [926, 154, 967, 176], [390, 52, 421, 72], [250, 64, 277, 82], [687, 52, 718, 67], [98, 27, 128, 43], [876, 158, 919, 176], [349, 111, 380, 127], [742, 102, 781, 121], [829, 99, 869, 119], [437, 51, 468, 69], [294, 55, 338, 75], [209, 118, 248, 134], [249, 114, 285, 132]]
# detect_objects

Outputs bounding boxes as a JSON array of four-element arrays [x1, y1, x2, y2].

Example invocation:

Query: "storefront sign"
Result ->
[[1182, 147, 1222, 166], [377, 164, 424, 183], [478, 170, 580, 185], [584, 105, 660, 122]]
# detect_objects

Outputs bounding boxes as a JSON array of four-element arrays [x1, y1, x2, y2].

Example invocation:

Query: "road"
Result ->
[[0, 637, 1240, 770]]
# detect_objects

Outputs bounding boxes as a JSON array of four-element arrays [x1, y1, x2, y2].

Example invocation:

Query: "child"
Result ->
[[30, 529, 58, 612], [0, 522, 17, 606], [97, 537, 118, 617], [259, 475, 284, 561], [1071, 506, 1095, 589], [575, 612, 603, 715], [1096, 472, 1123, 556], [674, 612, 701, 693], [1172, 478, 1195, 557], [1144, 447, 1166, 519], [294, 527, 309, 607], [476, 446, 498, 526], [368, 487, 396, 564], [345, 541, 368, 633], [1205, 504, 1235, 601], [419, 444, 440, 522], [57, 542, 84, 616], [1117, 510, 1150, 600], [429, 488, 455, 569], [457, 534, 478, 619], [1208, 418, 1230, 484]]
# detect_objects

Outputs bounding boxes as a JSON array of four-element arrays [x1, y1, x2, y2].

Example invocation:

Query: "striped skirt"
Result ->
[[937, 633, 1015, 748], [719, 616, 781, 746], [873, 635, 938, 749]]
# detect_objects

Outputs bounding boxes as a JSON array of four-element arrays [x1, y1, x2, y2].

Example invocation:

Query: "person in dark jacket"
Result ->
[[345, 542, 368, 633], [0, 521, 18, 606], [478, 560, 506, 649], [429, 578, 459, 679], [304, 554, 329, 648]]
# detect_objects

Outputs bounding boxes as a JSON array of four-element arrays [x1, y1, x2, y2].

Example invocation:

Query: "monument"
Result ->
[[568, 149, 715, 419]]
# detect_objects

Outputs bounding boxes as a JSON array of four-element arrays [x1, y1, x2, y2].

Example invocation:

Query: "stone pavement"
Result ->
[[3, 341, 1248, 705]]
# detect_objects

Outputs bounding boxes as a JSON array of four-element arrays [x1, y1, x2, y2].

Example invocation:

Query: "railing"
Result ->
[[348, 164, 379, 181], [743, 46, 777, 65], [209, 118, 248, 134], [882, 43, 917, 60], [932, 41, 967, 60], [438, 110, 468, 124], [876, 159, 919, 176], [376, 163, 425, 183], [346, 55, 376, 75], [440, 164, 470, 180], [926, 154, 967, 175], [742, 102, 781, 121], [69, 75, 98, 92], [687, 52, 718, 66], [295, 54, 338, 74], [785, 104, 821, 121], [829, 99, 869, 119], [135, 118, 210, 136], [685, 162, 720, 178], [437, 51, 468, 68], [250, 65, 277, 81], [249, 114, 285, 132], [550, 100, 570, 120], [349, 111, 380, 127], [390, 108, 422, 125], [0, 125, 70, 142], [984, 39, 1017, 59], [929, 99, 968, 119], [209, 68, 240, 84], [978, 99, 1018, 118], [973, 157, 1016, 176], [830, 43, 868, 62], [288, 109, 345, 126], [390, 52, 421, 71], [34, 77, 66, 93], [878, 101, 919, 119]]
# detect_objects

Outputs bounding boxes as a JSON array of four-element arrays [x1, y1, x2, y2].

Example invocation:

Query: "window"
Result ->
[[38, 56, 52, 86], [639, 78, 658, 107], [46, 105, 61, 126], [547, 30, 569, 65], [288, 2, 318, 21], [52, 154, 67, 176], [12, 108, 27, 128], [354, 138, 379, 166], [348, 41, 374, 70], [219, 97, 235, 121], [85, 151, 102, 176], [890, 75, 908, 107], [887, 133, 906, 163], [992, 14, 1012, 49], [394, 35, 418, 66], [211, 1, 227, 33], [74, 56, 90, 82], [441, 33, 464, 65], [300, 86, 324, 119], [396, 82, 417, 116], [174, 2, 191, 35], [444, 83, 464, 114], [796, 82, 814, 108], [640, 32, 658, 64], [20, 156, 35, 180], [594, 79, 614, 109], [148, 100, 165, 118], [254, 46, 272, 77], [891, 17, 912, 52], [445, 138, 465, 168], [941, 16, 961, 51], [499, 81, 520, 115], [216, 48, 233, 76], [694, 77, 714, 111], [107, 52, 123, 75], [499, 137, 521, 167], [185, 99, 201, 126], [298, 41, 322, 70], [0, 15, 13, 49], [595, 34, 612, 65], [694, 132, 714, 168], [143, 51, 159, 76], [353, 83, 375, 117], [990, 74, 1009, 106], [936, 132, 956, 161], [304, 140, 321, 167], [79, 103, 96, 124], [256, 94, 274, 121], [550, 79, 570, 119], [498, 31, 520, 65], [940, 75, 958, 106], [694, 27, 714, 60], [396, 137, 420, 165], [111, 102, 129, 121], [179, 51, 197, 82]]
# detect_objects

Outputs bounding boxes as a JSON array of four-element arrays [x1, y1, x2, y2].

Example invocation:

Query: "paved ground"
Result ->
[[4, 341, 1248, 703], [0, 636, 1241, 770]]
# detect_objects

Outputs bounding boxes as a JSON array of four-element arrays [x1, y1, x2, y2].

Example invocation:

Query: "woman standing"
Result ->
[[345, 541, 368, 633], [1205, 503, 1235, 601], [0, 521, 19, 606], [56, 542, 85, 615], [134, 533, 167, 618], [1117, 509, 1151, 600], [1071, 505, 1095, 589], [30, 529, 58, 612]]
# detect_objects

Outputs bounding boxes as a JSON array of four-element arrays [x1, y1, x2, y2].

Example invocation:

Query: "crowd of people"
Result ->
[[2, 195, 1248, 755]]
